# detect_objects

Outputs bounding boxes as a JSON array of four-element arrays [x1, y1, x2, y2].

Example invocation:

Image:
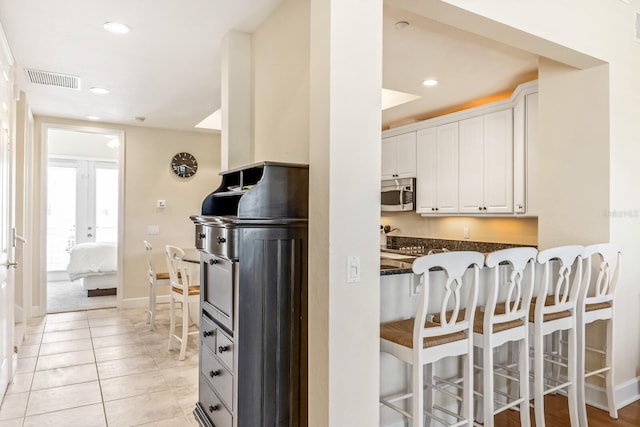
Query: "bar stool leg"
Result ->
[[412, 357, 424, 427], [534, 324, 546, 427], [179, 300, 189, 361], [168, 294, 175, 351], [605, 319, 618, 419], [519, 337, 531, 426], [567, 328, 580, 427]]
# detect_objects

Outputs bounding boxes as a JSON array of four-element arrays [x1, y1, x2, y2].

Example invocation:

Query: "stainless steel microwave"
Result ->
[[381, 177, 416, 212]]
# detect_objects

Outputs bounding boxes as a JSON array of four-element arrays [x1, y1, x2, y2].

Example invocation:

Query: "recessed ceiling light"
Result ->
[[103, 22, 131, 35], [89, 87, 110, 95], [395, 21, 410, 30], [86, 115, 100, 121], [422, 79, 439, 87]]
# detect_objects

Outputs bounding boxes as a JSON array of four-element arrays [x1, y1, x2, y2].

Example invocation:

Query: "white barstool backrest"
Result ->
[[412, 251, 485, 345], [580, 243, 621, 306], [165, 245, 190, 290], [144, 240, 155, 285], [536, 245, 585, 315], [484, 247, 538, 326]]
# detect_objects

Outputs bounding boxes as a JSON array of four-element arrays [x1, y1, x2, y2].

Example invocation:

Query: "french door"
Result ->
[[47, 159, 118, 273]]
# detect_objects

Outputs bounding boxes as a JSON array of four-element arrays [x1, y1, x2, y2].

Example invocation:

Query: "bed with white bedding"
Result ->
[[66, 242, 117, 296]]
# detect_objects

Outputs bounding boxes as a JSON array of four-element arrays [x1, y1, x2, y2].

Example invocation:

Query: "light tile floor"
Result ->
[[0, 305, 200, 427]]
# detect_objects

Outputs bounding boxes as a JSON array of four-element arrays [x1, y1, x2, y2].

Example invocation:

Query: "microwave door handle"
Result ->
[[398, 188, 404, 206]]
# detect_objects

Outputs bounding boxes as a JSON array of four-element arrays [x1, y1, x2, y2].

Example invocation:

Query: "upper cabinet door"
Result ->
[[483, 109, 513, 213], [435, 123, 459, 214], [381, 132, 416, 180], [381, 136, 398, 179], [458, 116, 485, 214], [416, 128, 437, 213], [416, 123, 458, 214]]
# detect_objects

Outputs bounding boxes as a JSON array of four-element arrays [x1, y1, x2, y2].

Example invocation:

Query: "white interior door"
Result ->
[[0, 125, 16, 397]]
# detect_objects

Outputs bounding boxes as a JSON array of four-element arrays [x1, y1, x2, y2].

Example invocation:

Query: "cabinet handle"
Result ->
[[216, 236, 226, 244], [218, 345, 229, 353], [198, 233, 206, 239], [209, 258, 218, 265], [478, 207, 482, 211], [208, 405, 219, 412], [203, 330, 214, 337], [209, 370, 221, 377], [483, 207, 487, 211], [435, 207, 439, 211]]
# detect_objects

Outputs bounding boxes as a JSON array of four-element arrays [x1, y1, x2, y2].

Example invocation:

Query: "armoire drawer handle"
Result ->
[[208, 404, 219, 412], [203, 330, 214, 338], [218, 345, 229, 353], [209, 370, 221, 377]]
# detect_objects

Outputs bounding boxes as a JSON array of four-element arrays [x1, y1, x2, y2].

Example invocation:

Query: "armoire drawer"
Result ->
[[201, 344, 233, 410], [215, 328, 234, 371], [199, 375, 233, 427]]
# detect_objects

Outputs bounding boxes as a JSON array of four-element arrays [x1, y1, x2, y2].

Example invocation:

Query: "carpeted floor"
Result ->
[[47, 280, 116, 313]]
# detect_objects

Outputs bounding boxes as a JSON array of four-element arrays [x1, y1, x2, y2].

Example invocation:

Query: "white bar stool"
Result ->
[[143, 240, 170, 331], [380, 251, 484, 427], [577, 243, 621, 425], [474, 247, 537, 427], [530, 245, 584, 427], [165, 245, 200, 361]]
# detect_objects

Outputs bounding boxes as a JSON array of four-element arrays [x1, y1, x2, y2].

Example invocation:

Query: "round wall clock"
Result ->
[[171, 152, 198, 178]]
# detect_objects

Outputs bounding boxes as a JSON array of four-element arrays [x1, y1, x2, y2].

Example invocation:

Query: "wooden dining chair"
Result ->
[[144, 240, 170, 331], [165, 245, 200, 360], [380, 251, 485, 427]]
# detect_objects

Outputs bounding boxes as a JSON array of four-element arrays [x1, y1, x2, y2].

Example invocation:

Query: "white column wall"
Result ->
[[308, 0, 382, 425], [221, 31, 253, 170]]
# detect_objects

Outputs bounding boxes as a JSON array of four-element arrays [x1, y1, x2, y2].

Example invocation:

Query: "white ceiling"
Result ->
[[0, 1, 539, 133]]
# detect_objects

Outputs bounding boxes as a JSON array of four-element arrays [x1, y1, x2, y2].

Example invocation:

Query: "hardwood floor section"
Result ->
[[494, 395, 640, 426]]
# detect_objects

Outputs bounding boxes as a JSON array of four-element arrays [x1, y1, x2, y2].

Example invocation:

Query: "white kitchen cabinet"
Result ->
[[458, 109, 513, 214], [416, 122, 458, 214], [513, 92, 538, 215], [381, 132, 417, 180]]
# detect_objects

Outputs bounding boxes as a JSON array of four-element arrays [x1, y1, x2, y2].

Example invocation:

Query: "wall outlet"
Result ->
[[157, 200, 166, 208], [147, 225, 160, 235], [463, 227, 470, 239]]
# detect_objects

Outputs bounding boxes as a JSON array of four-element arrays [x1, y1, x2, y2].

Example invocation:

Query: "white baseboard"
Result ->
[[555, 375, 639, 412], [120, 295, 170, 309], [613, 377, 640, 409]]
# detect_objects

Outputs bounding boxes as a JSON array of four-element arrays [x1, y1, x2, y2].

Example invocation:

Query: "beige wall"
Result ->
[[252, 0, 310, 164], [381, 213, 538, 245], [538, 59, 610, 248], [32, 116, 220, 308]]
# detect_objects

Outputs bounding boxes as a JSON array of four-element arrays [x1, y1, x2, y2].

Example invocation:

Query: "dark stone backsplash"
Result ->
[[385, 235, 536, 255]]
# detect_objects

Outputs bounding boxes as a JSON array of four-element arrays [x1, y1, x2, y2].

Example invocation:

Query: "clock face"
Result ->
[[171, 152, 198, 178]]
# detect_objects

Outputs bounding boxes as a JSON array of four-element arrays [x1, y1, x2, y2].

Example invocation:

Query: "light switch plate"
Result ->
[[147, 225, 160, 235], [157, 200, 166, 208], [347, 255, 361, 283]]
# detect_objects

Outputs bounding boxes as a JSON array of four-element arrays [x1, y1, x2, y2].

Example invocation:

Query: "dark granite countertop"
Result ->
[[379, 236, 537, 276]]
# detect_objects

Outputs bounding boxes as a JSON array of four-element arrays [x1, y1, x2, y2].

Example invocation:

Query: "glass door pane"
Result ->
[[47, 165, 77, 271], [95, 166, 118, 242]]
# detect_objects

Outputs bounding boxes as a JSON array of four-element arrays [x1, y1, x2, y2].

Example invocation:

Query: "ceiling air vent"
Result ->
[[24, 68, 80, 90]]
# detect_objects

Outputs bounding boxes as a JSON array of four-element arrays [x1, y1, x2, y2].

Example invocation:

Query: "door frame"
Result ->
[[38, 123, 125, 314]]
